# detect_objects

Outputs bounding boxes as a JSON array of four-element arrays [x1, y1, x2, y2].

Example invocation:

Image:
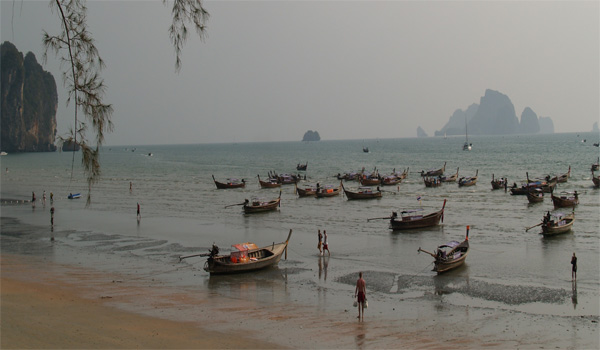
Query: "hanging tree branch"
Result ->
[[41, 0, 209, 205]]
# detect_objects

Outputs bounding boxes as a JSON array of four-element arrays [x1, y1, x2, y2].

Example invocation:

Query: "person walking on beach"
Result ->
[[571, 253, 577, 281], [50, 206, 55, 226], [137, 202, 141, 220], [355, 272, 366, 321], [32, 192, 36, 207], [43, 191, 47, 206], [130, 181, 133, 192], [50, 192, 54, 203], [318, 229, 323, 255], [323, 230, 330, 256]]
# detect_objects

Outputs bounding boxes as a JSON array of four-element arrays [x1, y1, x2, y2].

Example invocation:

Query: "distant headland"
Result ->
[[433, 89, 554, 137], [302, 130, 321, 141]]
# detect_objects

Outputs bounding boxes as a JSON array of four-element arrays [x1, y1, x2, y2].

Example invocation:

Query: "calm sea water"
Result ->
[[1, 132, 599, 345]]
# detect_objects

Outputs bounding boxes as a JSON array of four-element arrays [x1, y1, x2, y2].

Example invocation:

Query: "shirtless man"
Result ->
[[354, 272, 366, 321]]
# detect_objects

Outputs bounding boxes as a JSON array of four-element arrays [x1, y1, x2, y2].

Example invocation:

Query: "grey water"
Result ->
[[2, 132, 599, 323]]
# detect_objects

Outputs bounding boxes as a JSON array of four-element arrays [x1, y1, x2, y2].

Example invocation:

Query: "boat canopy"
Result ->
[[439, 241, 460, 249], [232, 242, 259, 251]]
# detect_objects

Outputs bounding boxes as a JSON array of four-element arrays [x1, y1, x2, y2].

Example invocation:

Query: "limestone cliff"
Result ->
[[519, 107, 540, 134], [1, 41, 58, 152], [302, 130, 321, 141]]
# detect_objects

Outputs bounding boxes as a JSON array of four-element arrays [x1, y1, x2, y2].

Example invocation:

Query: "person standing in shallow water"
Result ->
[[355, 271, 366, 321], [137, 202, 141, 221], [318, 229, 323, 255], [571, 253, 577, 281]]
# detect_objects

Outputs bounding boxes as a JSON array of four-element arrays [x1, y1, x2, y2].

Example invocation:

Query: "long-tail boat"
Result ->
[[551, 190, 579, 208], [315, 183, 342, 198], [556, 166, 571, 183], [420, 162, 446, 177], [341, 183, 382, 200], [386, 199, 446, 230], [540, 212, 575, 236], [491, 174, 507, 190], [242, 191, 281, 214], [295, 183, 317, 197], [440, 168, 459, 182], [458, 170, 478, 187], [258, 174, 281, 188], [423, 176, 442, 188], [296, 162, 308, 171], [200, 230, 292, 275], [418, 226, 470, 274], [212, 175, 245, 189], [527, 188, 544, 203]]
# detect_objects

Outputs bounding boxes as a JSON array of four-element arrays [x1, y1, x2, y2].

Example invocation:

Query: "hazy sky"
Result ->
[[2, 0, 598, 145]]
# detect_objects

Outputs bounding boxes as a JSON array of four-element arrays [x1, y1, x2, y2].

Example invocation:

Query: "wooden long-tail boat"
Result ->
[[510, 173, 549, 195], [202, 230, 293, 274], [527, 188, 544, 203], [295, 183, 317, 197], [440, 168, 459, 182], [551, 190, 579, 208], [418, 226, 470, 274], [381, 174, 402, 186], [540, 212, 575, 236], [423, 176, 442, 188], [243, 191, 281, 214], [212, 175, 246, 189], [296, 162, 308, 171], [491, 174, 507, 190], [593, 170, 600, 188], [341, 183, 382, 200], [458, 170, 478, 187], [276, 173, 299, 185], [592, 157, 599, 172], [387, 199, 446, 230], [421, 162, 446, 177], [258, 175, 281, 188], [556, 166, 571, 183], [316, 183, 342, 198]]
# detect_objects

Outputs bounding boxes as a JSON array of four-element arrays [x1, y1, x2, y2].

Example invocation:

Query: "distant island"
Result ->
[[416, 126, 428, 137], [302, 130, 321, 141], [433, 89, 554, 137]]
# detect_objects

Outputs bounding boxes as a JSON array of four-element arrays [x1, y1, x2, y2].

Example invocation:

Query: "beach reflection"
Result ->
[[205, 268, 288, 303]]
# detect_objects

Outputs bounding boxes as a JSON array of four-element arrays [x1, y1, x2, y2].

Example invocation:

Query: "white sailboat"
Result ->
[[463, 117, 472, 151]]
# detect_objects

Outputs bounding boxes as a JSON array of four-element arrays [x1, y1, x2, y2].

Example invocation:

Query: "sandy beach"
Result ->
[[1, 254, 285, 349]]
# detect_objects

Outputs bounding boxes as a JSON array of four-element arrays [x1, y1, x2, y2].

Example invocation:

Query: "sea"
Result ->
[[1, 132, 599, 347]]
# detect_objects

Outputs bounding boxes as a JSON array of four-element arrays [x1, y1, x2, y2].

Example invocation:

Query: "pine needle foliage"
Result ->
[[41, 0, 209, 204]]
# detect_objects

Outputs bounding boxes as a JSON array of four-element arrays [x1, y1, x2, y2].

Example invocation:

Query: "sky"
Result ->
[[1, 0, 598, 145]]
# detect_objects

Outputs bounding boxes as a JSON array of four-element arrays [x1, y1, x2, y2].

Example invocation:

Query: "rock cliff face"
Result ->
[[469, 89, 518, 135], [519, 107, 540, 134], [416, 126, 428, 137], [435, 89, 554, 136], [1, 41, 58, 152], [538, 117, 555, 134]]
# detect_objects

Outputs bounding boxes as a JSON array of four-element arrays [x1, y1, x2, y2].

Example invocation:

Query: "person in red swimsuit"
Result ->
[[355, 271, 366, 321]]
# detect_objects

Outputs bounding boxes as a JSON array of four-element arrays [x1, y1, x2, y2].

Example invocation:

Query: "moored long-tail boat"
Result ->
[[540, 212, 575, 236], [458, 170, 478, 187], [381, 174, 402, 186], [342, 183, 382, 200], [423, 176, 442, 188], [510, 173, 549, 195], [316, 183, 342, 198], [491, 174, 507, 190], [527, 188, 544, 203], [243, 191, 281, 214], [296, 162, 308, 171], [440, 168, 459, 183], [418, 226, 470, 274], [258, 174, 281, 188], [421, 162, 446, 177], [388, 199, 446, 230], [551, 190, 579, 208], [202, 230, 293, 274], [556, 166, 571, 183], [213, 175, 246, 189], [295, 183, 317, 197], [593, 170, 600, 188]]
